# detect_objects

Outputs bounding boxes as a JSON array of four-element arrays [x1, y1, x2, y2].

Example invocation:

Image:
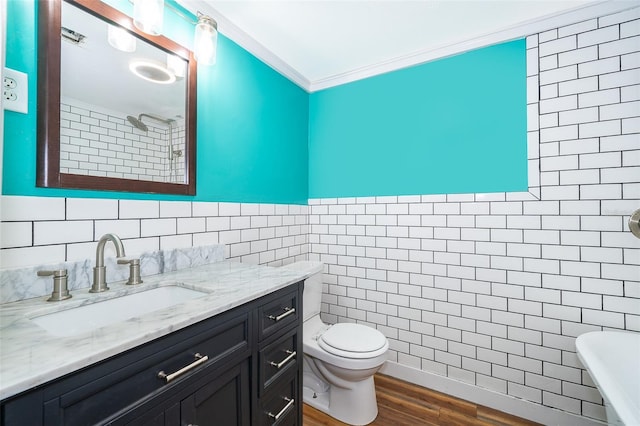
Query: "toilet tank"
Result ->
[[280, 261, 323, 322]]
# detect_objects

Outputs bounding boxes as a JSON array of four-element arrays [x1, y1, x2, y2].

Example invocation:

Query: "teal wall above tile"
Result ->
[[308, 39, 528, 198], [4, 0, 528, 204]]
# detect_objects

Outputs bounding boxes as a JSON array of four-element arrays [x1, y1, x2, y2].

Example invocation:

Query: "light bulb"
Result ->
[[107, 24, 136, 52], [133, 0, 164, 36], [167, 54, 186, 79], [194, 15, 218, 66]]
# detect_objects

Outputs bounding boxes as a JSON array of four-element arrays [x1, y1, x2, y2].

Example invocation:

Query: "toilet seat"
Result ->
[[318, 323, 388, 359]]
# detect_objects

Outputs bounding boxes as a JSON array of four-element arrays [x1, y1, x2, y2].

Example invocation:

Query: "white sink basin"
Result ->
[[576, 331, 640, 426], [31, 286, 208, 337]]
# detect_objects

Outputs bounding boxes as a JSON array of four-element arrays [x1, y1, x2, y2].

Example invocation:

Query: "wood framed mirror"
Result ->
[[37, 0, 197, 195]]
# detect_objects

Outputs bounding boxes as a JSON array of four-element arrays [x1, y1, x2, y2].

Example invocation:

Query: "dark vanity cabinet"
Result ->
[[1, 282, 303, 426]]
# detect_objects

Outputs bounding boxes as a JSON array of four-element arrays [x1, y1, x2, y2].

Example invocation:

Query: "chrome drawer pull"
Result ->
[[157, 353, 208, 383], [267, 307, 295, 322], [270, 350, 296, 369], [267, 397, 294, 421]]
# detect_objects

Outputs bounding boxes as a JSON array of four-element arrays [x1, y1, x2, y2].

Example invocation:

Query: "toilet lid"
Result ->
[[318, 323, 387, 357]]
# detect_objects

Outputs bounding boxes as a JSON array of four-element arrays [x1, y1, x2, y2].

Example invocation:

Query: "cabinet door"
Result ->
[[180, 359, 251, 426], [114, 401, 177, 426], [127, 410, 166, 426]]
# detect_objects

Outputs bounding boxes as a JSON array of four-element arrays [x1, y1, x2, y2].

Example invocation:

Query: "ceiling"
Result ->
[[178, 0, 636, 91]]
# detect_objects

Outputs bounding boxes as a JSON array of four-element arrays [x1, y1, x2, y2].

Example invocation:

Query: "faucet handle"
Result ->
[[117, 258, 143, 285], [37, 269, 71, 302], [37, 269, 67, 278]]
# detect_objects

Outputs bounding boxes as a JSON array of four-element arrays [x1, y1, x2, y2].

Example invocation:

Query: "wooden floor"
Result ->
[[303, 374, 541, 426]]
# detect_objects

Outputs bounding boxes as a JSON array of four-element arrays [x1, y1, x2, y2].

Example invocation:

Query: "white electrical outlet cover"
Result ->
[[2, 67, 28, 114]]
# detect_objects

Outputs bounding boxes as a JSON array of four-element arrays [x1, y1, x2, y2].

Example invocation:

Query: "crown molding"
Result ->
[[176, 0, 311, 91], [308, 1, 637, 92], [178, 0, 637, 93]]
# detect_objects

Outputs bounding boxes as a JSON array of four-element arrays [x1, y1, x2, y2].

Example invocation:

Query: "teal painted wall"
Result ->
[[4, 1, 527, 204], [308, 39, 528, 198], [3, 0, 309, 204]]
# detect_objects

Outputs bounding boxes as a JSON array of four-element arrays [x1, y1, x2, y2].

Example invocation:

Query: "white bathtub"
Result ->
[[575, 331, 640, 426]]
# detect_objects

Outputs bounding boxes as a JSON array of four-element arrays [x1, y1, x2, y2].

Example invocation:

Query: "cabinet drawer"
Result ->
[[259, 374, 298, 426], [259, 328, 298, 396], [258, 287, 300, 341], [4, 308, 251, 426]]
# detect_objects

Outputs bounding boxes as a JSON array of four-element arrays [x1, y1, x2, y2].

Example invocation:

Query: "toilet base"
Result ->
[[303, 385, 330, 412], [302, 376, 378, 426]]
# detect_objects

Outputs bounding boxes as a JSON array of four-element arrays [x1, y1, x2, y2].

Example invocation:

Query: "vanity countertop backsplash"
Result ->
[[0, 246, 316, 401]]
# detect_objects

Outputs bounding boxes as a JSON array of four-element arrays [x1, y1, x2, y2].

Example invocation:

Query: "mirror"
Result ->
[[37, 0, 197, 195]]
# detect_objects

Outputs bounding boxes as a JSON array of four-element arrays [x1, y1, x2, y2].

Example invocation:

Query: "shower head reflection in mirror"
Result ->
[[125, 113, 181, 183], [127, 113, 176, 131]]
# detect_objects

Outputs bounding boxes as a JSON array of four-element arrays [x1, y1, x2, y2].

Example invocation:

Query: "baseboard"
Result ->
[[380, 361, 605, 426]]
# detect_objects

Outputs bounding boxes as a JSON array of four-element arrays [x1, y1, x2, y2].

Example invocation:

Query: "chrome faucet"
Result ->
[[91, 233, 126, 293]]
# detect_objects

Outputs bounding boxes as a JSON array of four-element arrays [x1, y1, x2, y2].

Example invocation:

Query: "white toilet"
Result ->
[[283, 261, 389, 425]]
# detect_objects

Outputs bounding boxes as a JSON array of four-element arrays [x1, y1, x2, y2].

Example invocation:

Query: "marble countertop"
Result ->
[[0, 261, 320, 401]]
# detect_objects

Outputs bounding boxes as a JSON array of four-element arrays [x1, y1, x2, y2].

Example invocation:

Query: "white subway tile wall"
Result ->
[[0, 197, 308, 269], [59, 100, 186, 183], [307, 9, 639, 423]]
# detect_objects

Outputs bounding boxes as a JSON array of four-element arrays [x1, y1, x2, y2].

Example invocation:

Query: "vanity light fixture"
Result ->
[[107, 24, 137, 52], [132, 0, 164, 36], [194, 13, 218, 66], [129, 59, 176, 84], [130, 0, 218, 66]]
